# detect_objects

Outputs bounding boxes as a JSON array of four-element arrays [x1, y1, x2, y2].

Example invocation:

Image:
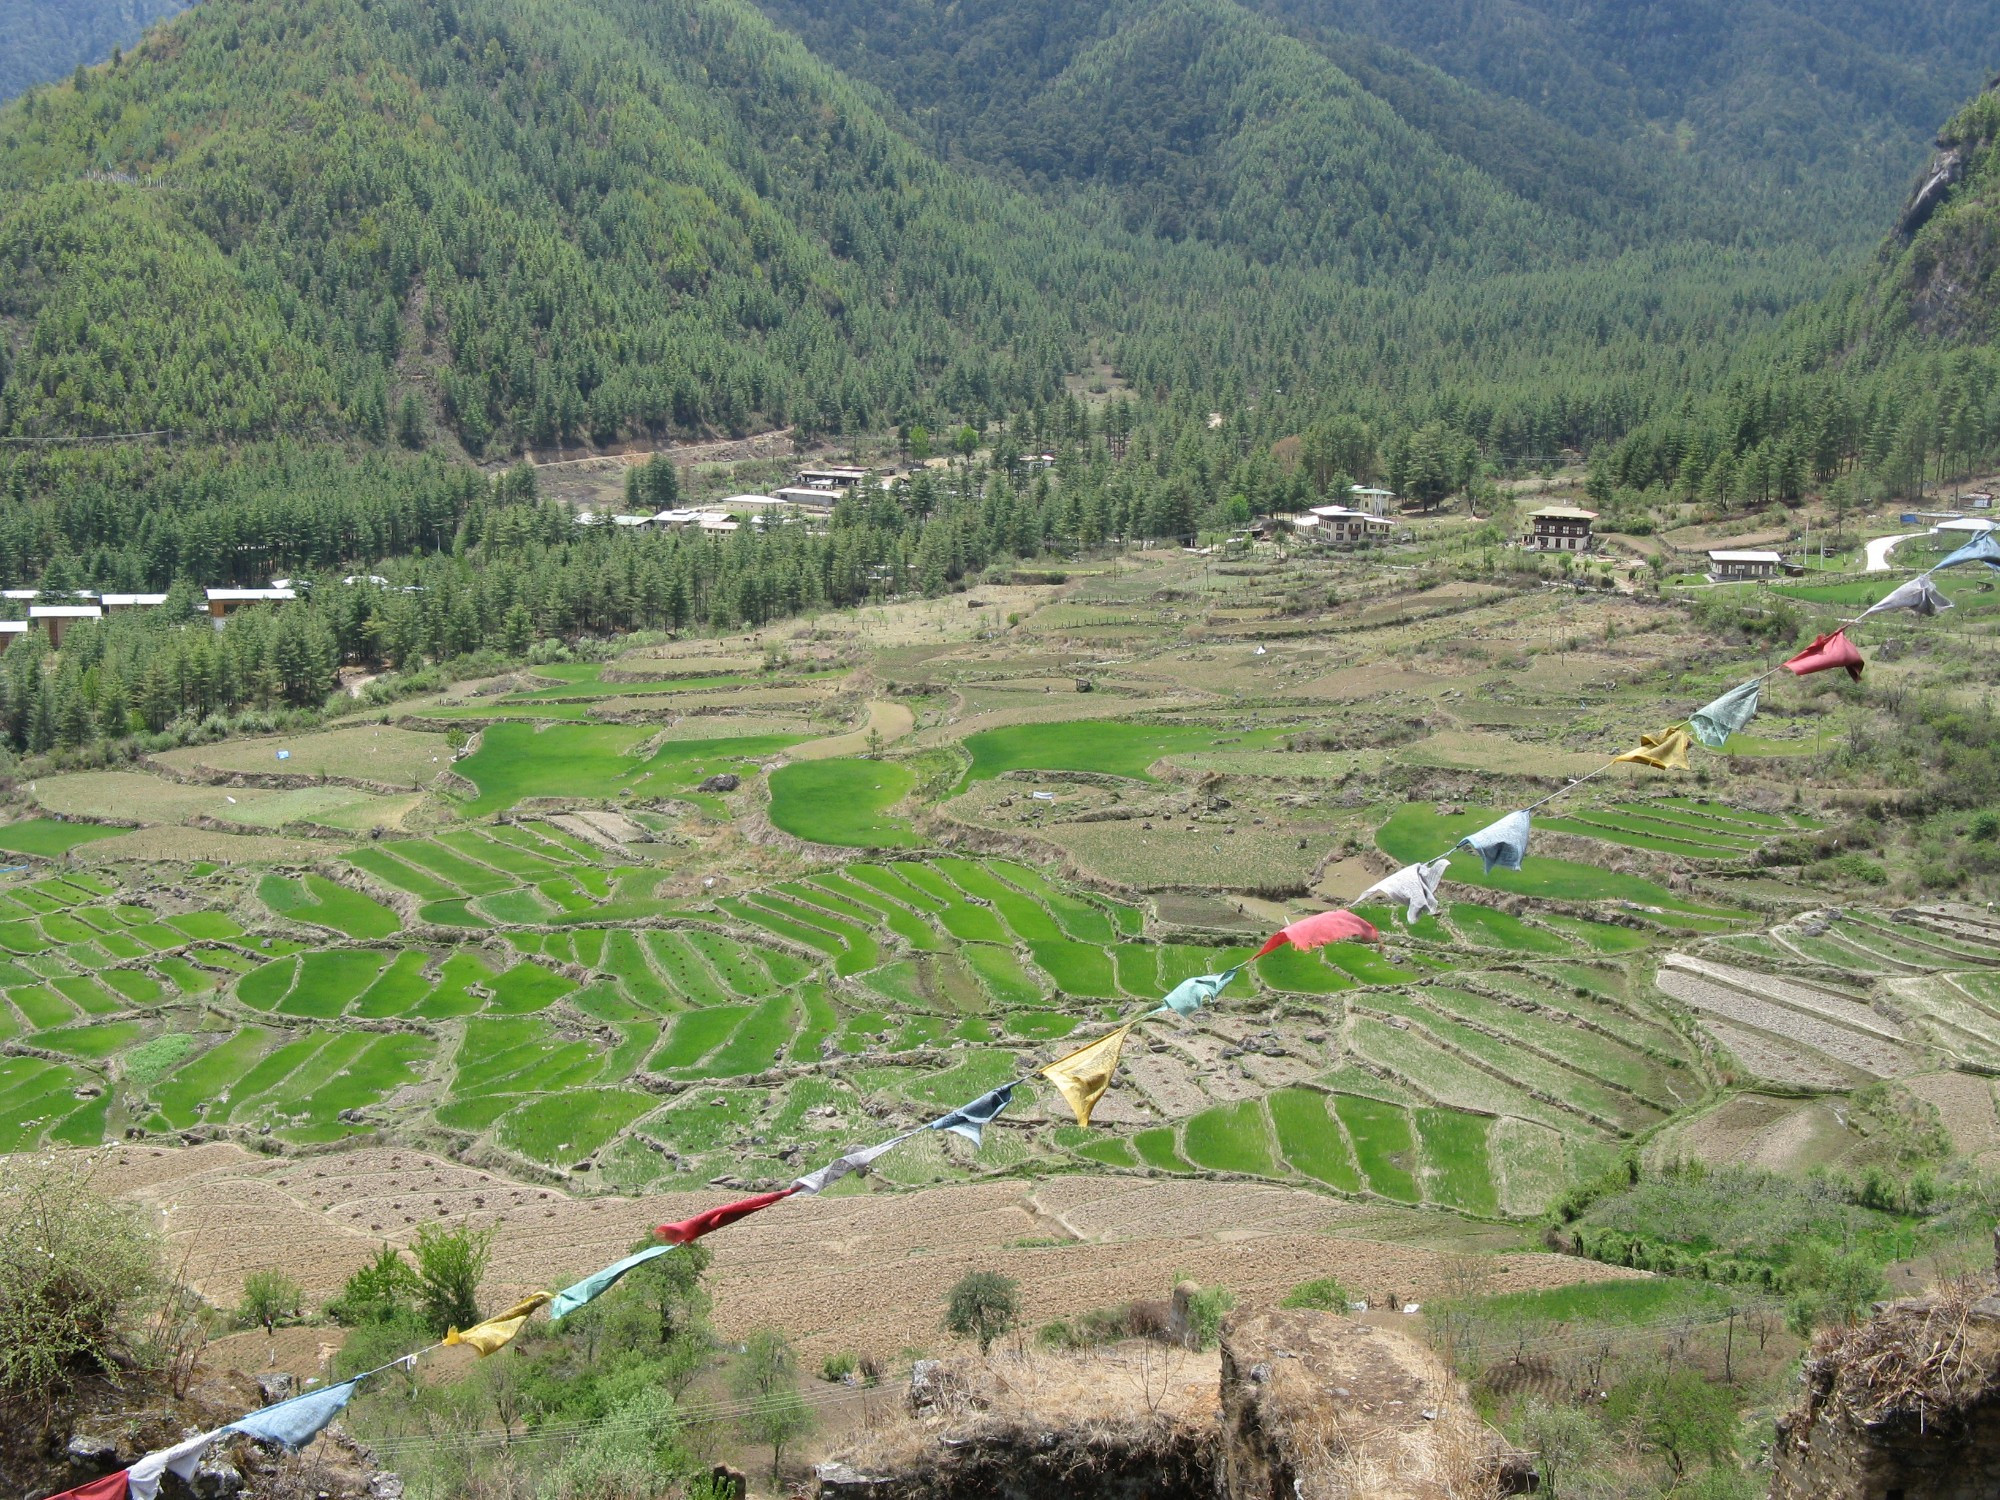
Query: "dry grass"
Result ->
[[1798, 1277, 2000, 1431], [152, 726, 451, 786]]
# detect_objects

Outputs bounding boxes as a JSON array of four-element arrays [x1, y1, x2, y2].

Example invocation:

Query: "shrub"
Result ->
[[1180, 1284, 1236, 1350], [820, 1351, 858, 1382], [328, 1242, 420, 1327], [944, 1270, 1020, 1355], [0, 1155, 162, 1415], [239, 1269, 304, 1334], [731, 1329, 814, 1481], [412, 1220, 495, 1337], [1281, 1277, 1351, 1313]]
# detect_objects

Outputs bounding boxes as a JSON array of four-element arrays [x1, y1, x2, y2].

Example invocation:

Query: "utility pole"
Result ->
[[1724, 1305, 1737, 1384]]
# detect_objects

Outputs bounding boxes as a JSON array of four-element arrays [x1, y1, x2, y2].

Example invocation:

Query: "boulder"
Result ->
[[698, 773, 741, 792]]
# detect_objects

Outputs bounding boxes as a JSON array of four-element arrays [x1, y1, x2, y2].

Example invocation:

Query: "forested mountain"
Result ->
[[0, 0, 189, 103], [1590, 83, 2000, 507], [759, 0, 2000, 254], [1250, 0, 2000, 233], [0, 0, 1995, 488], [0, 0, 1829, 465]]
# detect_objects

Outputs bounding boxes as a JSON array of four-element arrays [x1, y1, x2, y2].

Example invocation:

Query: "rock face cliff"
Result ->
[[1888, 79, 2000, 341], [815, 1310, 1516, 1500], [1771, 1277, 2000, 1500]]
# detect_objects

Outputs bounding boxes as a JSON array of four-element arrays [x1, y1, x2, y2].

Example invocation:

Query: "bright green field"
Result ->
[[961, 721, 1283, 783], [1181, 1099, 1279, 1176], [498, 1089, 655, 1164], [767, 759, 919, 848], [457, 723, 802, 814], [0, 820, 127, 856], [258, 874, 401, 939]]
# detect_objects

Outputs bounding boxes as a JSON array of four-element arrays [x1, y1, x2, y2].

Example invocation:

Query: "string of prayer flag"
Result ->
[[1689, 679, 1762, 751], [1457, 810, 1532, 873], [1858, 574, 1952, 618], [551, 1244, 680, 1320], [927, 1087, 1016, 1147], [1784, 629, 1864, 681], [445, 1292, 553, 1356], [794, 1131, 920, 1194], [1357, 859, 1450, 925], [1039, 1023, 1136, 1127], [1936, 531, 2000, 570], [1251, 907, 1380, 956], [657, 1187, 798, 1245], [47, 1473, 130, 1500], [1158, 966, 1242, 1017], [225, 1378, 362, 1450], [1613, 727, 1692, 772]]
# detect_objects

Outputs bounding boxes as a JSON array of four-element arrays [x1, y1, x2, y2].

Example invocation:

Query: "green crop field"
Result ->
[[1446, 904, 1572, 955], [1269, 1087, 1364, 1191], [768, 759, 920, 847], [961, 721, 1284, 783], [0, 820, 127, 856], [1332, 1095, 1420, 1202], [1181, 1099, 1279, 1176], [498, 1089, 655, 1164], [1413, 1108, 1498, 1215], [457, 723, 803, 814], [259, 874, 401, 939]]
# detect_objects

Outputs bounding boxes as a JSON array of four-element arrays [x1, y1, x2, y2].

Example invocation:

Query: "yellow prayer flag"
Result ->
[[1613, 727, 1692, 772], [445, 1292, 552, 1356], [1039, 1022, 1135, 1127]]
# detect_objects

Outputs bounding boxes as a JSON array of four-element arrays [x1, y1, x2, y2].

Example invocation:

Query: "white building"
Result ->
[[1349, 486, 1397, 517], [205, 587, 297, 622], [1306, 505, 1397, 545], [29, 604, 102, 647], [101, 592, 168, 613]]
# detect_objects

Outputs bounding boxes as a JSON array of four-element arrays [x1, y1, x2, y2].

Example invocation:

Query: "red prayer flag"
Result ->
[[47, 1473, 130, 1500], [1783, 630, 1864, 682], [656, 1187, 798, 1245], [1252, 909, 1379, 959]]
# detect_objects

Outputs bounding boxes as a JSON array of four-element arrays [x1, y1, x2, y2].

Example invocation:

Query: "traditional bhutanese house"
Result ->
[[30, 604, 103, 648], [648, 509, 704, 530], [101, 592, 168, 614], [0, 621, 27, 651], [1707, 549, 1783, 581], [1307, 505, 1397, 546], [694, 512, 740, 535], [1349, 485, 1397, 517], [205, 586, 297, 622], [1523, 505, 1598, 552]]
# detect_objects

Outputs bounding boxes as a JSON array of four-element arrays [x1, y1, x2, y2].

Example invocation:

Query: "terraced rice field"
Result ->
[[766, 759, 920, 847]]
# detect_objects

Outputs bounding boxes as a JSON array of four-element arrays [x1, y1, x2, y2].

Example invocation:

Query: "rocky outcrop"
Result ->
[[813, 1312, 1515, 1500], [1771, 1277, 2000, 1500], [1218, 1309, 1526, 1500]]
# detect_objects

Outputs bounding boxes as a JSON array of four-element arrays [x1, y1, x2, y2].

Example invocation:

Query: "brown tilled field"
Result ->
[[69, 1145, 1634, 1359]]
